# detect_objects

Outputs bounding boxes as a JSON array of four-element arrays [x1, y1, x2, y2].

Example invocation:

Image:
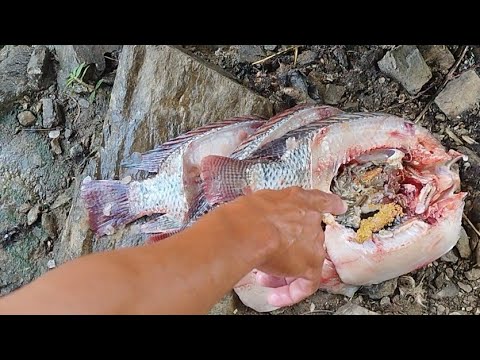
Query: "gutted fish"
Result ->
[[81, 116, 265, 237], [199, 112, 467, 312]]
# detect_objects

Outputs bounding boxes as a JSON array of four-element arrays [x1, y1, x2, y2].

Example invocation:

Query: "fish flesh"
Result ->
[[81, 116, 265, 237], [199, 112, 467, 312]]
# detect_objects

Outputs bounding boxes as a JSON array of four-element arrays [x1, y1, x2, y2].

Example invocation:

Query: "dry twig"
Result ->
[[252, 46, 297, 66], [463, 213, 480, 238]]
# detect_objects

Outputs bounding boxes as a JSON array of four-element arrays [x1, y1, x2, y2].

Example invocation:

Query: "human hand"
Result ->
[[222, 186, 347, 308]]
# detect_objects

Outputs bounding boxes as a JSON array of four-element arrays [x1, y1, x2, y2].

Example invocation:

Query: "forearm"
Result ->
[[0, 207, 277, 314]]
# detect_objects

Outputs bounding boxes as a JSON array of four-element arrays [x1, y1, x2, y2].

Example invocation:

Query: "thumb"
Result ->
[[301, 190, 348, 215]]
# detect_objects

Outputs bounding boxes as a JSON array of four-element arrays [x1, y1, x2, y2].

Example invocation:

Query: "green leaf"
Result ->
[[94, 79, 104, 91], [80, 64, 90, 81], [88, 91, 96, 103]]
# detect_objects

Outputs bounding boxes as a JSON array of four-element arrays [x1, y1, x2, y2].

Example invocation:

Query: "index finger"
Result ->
[[291, 188, 348, 215]]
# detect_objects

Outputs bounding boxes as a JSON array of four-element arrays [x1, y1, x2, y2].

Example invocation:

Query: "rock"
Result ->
[[42, 98, 63, 128], [64, 128, 73, 140], [51, 192, 72, 210], [433, 281, 459, 299], [434, 70, 480, 119], [0, 45, 33, 114], [263, 45, 277, 52], [50, 138, 62, 155], [457, 281, 472, 293], [69, 143, 84, 159], [297, 50, 317, 66], [48, 130, 60, 139], [324, 84, 346, 105], [27, 204, 41, 226], [335, 303, 378, 315], [380, 296, 391, 306], [54, 45, 272, 267], [456, 226, 471, 259], [237, 45, 266, 63], [78, 98, 90, 109], [51, 45, 121, 88], [362, 278, 397, 300], [26, 45, 55, 90], [465, 268, 480, 281], [435, 273, 448, 289], [41, 213, 57, 239], [333, 47, 349, 68], [436, 304, 446, 315], [17, 110, 36, 126], [18, 203, 32, 214], [419, 45, 455, 74], [377, 45, 432, 95], [457, 146, 480, 169], [435, 113, 446, 121], [441, 249, 459, 263], [47, 259, 56, 269], [208, 291, 236, 315], [445, 267, 454, 279]]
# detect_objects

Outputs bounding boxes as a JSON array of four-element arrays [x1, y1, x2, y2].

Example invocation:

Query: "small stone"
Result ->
[[377, 45, 432, 95], [297, 50, 317, 66], [435, 273, 448, 289], [48, 130, 60, 139], [41, 213, 57, 238], [362, 278, 397, 300], [333, 47, 349, 68], [47, 259, 56, 269], [441, 249, 459, 263], [435, 113, 446, 121], [64, 128, 72, 140], [457, 281, 473, 293], [465, 268, 480, 281], [69, 143, 83, 159], [324, 84, 346, 105], [456, 227, 471, 259], [433, 282, 459, 299], [237, 45, 266, 63], [466, 306, 473, 312], [121, 176, 132, 185], [418, 45, 455, 74], [445, 267, 454, 279], [27, 204, 41, 226], [435, 70, 480, 119], [26, 45, 54, 90], [475, 308, 480, 315], [42, 98, 63, 128], [380, 297, 391, 306], [18, 203, 32, 214], [78, 98, 90, 108], [436, 304, 446, 315], [449, 311, 464, 315], [378, 77, 386, 84], [263, 45, 277, 51], [51, 192, 72, 210], [334, 303, 378, 315], [17, 110, 36, 126], [50, 137, 62, 155]]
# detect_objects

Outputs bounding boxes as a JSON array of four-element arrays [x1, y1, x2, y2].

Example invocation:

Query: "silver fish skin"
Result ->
[[81, 116, 265, 237]]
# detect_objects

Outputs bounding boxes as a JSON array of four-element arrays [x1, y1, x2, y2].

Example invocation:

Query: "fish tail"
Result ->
[[80, 177, 139, 236], [200, 155, 250, 205]]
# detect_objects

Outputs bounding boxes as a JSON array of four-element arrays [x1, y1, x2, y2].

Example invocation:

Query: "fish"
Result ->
[[179, 104, 343, 233], [199, 112, 467, 312], [80, 116, 265, 237]]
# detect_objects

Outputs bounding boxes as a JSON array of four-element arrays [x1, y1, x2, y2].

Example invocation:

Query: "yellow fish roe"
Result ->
[[355, 203, 403, 243]]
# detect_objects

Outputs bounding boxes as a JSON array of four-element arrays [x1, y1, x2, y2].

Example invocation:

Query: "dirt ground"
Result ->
[[1, 45, 479, 315]]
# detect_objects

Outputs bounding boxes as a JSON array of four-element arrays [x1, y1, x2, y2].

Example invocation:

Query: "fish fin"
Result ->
[[121, 116, 265, 173], [146, 229, 181, 243], [200, 155, 250, 205], [140, 215, 182, 234], [81, 178, 139, 236]]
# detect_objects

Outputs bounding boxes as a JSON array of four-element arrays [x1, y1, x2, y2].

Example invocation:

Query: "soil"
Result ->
[[1, 45, 480, 315]]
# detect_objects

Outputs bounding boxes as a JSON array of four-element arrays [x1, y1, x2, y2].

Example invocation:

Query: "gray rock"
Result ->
[[51, 45, 121, 88], [208, 291, 236, 315], [263, 45, 277, 51], [457, 281, 472, 293], [0, 45, 33, 114], [64, 128, 73, 140], [42, 98, 63, 128], [441, 249, 459, 263], [465, 268, 480, 281], [333, 47, 349, 68], [27, 204, 41, 226], [436, 304, 446, 315], [17, 110, 36, 126], [377, 45, 432, 95], [324, 84, 346, 105], [41, 213, 57, 239], [456, 226, 471, 259], [335, 303, 378, 315], [48, 130, 60, 139], [297, 50, 317, 66], [237, 45, 266, 63], [50, 138, 62, 155], [54, 45, 272, 267], [435, 273, 448, 289], [47, 259, 56, 269], [445, 267, 454, 279], [380, 296, 391, 306], [69, 143, 84, 159], [362, 278, 397, 300], [26, 45, 55, 90], [78, 98, 90, 109], [435, 70, 480, 119], [433, 281, 459, 299], [419, 45, 455, 74]]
